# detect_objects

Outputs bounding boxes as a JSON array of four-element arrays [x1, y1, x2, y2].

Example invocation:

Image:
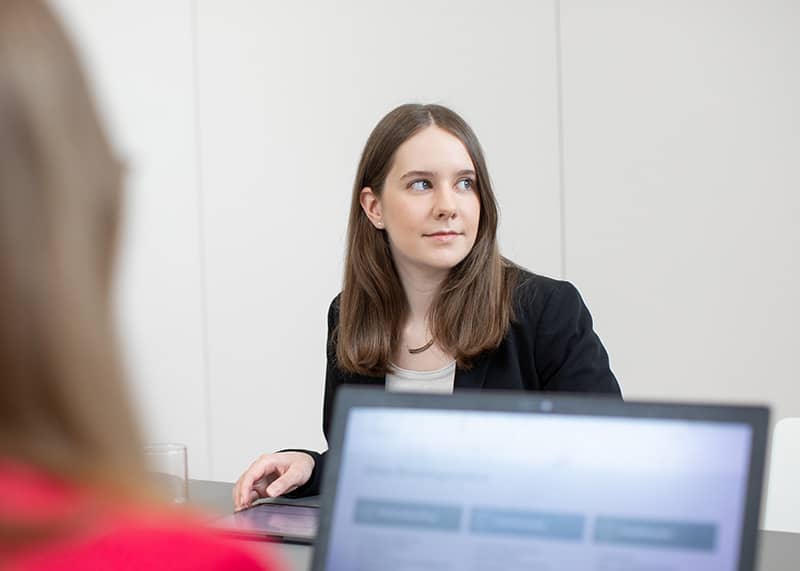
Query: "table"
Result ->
[[189, 480, 799, 571]]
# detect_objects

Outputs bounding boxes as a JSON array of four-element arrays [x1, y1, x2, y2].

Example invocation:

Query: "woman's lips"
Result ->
[[424, 231, 462, 242]]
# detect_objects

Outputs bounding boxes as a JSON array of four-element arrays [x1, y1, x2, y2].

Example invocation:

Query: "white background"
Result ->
[[49, 0, 799, 482]]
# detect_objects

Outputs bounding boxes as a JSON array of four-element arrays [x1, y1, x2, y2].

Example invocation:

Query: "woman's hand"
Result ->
[[232, 451, 315, 510]]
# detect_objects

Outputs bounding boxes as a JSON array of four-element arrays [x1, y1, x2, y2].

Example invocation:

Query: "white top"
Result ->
[[385, 361, 456, 394]]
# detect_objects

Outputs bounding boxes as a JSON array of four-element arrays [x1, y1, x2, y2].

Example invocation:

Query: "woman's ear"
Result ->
[[359, 187, 384, 229]]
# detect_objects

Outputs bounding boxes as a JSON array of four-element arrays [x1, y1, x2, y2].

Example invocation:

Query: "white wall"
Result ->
[[51, 1, 799, 481], [560, 0, 800, 422], [51, 1, 212, 478]]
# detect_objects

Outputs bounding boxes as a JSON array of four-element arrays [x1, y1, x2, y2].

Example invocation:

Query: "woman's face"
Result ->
[[361, 126, 481, 277]]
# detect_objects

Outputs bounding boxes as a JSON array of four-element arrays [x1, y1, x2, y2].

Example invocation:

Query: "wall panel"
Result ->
[[561, 1, 800, 420], [52, 0, 210, 477]]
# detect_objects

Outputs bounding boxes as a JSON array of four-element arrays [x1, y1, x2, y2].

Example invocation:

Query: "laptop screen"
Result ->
[[318, 398, 763, 571]]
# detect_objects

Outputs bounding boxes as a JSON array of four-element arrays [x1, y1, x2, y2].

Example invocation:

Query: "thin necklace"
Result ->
[[408, 339, 434, 354]]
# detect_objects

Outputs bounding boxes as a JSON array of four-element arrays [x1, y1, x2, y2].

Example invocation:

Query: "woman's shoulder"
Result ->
[[0, 462, 277, 571], [509, 265, 579, 309], [504, 264, 593, 335], [13, 517, 274, 570], [9, 507, 276, 571], [77, 514, 274, 570]]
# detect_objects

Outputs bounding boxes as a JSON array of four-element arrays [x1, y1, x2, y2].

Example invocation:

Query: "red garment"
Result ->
[[0, 461, 283, 571]]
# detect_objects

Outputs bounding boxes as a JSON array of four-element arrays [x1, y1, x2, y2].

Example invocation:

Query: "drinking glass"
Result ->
[[144, 443, 188, 504]]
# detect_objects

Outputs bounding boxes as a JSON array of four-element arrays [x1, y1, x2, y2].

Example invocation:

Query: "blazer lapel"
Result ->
[[454, 354, 490, 391]]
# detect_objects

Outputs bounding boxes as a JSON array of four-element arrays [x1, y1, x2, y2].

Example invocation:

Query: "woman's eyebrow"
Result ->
[[400, 170, 436, 180], [400, 169, 476, 180]]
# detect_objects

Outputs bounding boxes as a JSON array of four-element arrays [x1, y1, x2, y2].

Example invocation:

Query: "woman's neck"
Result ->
[[394, 262, 447, 323], [391, 261, 455, 370]]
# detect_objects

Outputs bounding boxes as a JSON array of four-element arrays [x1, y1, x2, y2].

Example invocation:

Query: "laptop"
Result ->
[[312, 387, 769, 571], [213, 498, 319, 545]]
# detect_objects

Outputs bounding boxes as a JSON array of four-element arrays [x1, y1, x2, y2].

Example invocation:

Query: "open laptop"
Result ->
[[312, 387, 769, 571]]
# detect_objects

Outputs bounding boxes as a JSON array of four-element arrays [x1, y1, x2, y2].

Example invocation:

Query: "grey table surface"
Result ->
[[188, 479, 798, 571]]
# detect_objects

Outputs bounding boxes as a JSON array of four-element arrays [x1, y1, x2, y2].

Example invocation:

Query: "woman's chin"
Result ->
[[419, 251, 471, 272]]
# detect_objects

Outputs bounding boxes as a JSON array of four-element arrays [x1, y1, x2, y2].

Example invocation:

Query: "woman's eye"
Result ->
[[456, 178, 474, 191], [410, 180, 432, 191]]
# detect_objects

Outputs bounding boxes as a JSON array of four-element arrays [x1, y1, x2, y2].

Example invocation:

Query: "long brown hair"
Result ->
[[338, 104, 519, 375], [0, 0, 146, 499]]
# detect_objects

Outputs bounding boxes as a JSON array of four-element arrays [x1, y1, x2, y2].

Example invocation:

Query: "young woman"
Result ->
[[234, 103, 621, 507], [0, 1, 279, 568]]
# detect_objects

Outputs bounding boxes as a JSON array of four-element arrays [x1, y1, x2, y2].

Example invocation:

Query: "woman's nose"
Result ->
[[434, 206, 456, 220], [433, 191, 457, 220]]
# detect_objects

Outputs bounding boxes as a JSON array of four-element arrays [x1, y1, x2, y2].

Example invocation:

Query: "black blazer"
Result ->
[[286, 270, 622, 497]]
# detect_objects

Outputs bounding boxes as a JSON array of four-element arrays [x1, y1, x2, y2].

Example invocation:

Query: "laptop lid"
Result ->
[[212, 500, 319, 545], [312, 388, 768, 571]]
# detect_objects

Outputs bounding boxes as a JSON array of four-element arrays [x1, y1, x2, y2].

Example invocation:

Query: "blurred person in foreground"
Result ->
[[0, 1, 281, 569]]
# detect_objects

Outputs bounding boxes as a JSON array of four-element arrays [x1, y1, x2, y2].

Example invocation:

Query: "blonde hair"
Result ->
[[0, 0, 145, 495], [338, 104, 519, 375]]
